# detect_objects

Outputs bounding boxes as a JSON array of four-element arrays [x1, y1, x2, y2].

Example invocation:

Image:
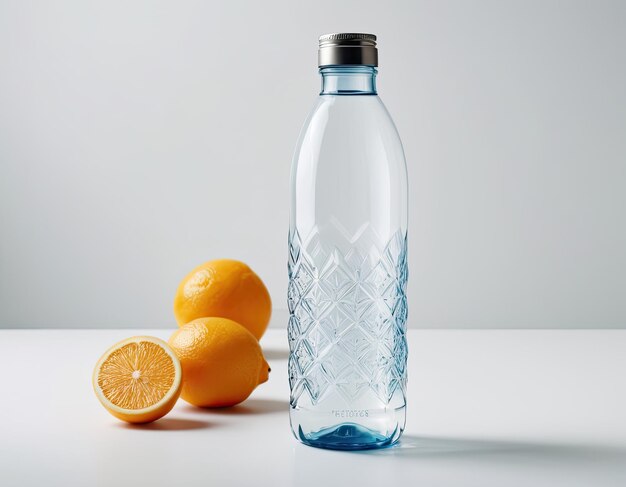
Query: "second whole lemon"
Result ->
[[168, 317, 270, 407], [174, 259, 271, 340]]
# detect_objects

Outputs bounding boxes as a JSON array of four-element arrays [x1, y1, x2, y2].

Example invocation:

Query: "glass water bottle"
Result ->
[[288, 33, 408, 450]]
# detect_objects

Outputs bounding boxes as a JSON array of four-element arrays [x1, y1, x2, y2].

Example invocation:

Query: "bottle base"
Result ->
[[297, 422, 401, 451]]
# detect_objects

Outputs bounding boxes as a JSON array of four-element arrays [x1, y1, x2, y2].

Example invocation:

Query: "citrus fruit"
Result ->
[[173, 259, 271, 340], [168, 317, 270, 407], [93, 336, 182, 423]]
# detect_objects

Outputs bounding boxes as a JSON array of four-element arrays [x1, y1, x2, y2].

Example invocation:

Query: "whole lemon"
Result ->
[[174, 259, 271, 340], [168, 317, 270, 407]]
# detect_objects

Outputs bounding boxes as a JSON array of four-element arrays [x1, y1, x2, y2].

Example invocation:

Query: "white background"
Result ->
[[1, 0, 624, 329]]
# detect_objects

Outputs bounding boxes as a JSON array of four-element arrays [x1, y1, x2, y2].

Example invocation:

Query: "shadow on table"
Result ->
[[357, 434, 626, 464], [183, 398, 288, 416], [115, 418, 212, 431], [292, 435, 626, 487]]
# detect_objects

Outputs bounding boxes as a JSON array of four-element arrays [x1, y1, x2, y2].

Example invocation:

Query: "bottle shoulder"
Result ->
[[305, 94, 401, 136], [292, 94, 406, 170], [290, 94, 408, 235]]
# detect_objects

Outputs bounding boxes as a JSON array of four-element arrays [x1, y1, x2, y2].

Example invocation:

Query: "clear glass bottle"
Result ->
[[288, 33, 408, 450]]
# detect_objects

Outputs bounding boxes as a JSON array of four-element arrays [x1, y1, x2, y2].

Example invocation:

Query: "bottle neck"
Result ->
[[319, 66, 377, 95]]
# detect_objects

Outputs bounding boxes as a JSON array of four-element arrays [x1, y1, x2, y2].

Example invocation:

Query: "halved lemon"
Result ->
[[93, 336, 182, 423]]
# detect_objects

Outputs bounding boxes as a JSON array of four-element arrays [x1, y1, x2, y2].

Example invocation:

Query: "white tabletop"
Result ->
[[1, 328, 625, 487]]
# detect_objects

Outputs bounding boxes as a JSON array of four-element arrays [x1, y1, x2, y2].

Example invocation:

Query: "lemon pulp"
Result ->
[[97, 341, 176, 410]]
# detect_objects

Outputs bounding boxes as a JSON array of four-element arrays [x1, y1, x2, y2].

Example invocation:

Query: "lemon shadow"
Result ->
[[183, 398, 288, 415], [115, 418, 212, 431], [262, 348, 289, 361]]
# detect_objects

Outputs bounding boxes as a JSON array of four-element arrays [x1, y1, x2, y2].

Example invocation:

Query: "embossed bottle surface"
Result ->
[[288, 33, 408, 450]]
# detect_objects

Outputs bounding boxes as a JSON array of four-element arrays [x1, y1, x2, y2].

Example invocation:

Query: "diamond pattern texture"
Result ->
[[288, 224, 408, 407]]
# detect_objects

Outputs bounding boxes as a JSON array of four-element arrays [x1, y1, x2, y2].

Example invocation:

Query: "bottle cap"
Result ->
[[318, 33, 378, 67]]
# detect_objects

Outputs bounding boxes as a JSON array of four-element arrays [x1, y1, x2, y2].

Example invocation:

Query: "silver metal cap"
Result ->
[[318, 33, 378, 67]]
